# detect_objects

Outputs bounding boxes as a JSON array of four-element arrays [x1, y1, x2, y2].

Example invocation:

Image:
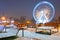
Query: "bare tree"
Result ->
[[20, 16, 26, 24]]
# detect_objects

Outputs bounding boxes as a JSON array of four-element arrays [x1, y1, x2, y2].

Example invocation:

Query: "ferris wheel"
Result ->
[[33, 1, 55, 24]]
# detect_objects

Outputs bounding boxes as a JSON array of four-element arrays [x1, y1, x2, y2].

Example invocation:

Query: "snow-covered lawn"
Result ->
[[17, 28, 60, 40]]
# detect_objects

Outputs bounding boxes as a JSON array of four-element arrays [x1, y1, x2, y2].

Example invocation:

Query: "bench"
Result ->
[[36, 26, 54, 35]]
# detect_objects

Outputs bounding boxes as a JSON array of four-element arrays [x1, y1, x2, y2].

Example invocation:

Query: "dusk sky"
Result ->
[[0, 0, 60, 19]]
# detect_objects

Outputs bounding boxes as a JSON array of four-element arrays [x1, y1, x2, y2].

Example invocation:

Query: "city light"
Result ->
[[26, 20, 31, 24], [1, 16, 6, 20]]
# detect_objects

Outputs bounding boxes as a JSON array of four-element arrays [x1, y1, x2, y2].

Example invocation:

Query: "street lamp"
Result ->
[[1, 16, 7, 32]]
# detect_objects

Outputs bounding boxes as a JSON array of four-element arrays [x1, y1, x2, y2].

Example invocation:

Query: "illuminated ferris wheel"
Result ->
[[33, 1, 55, 24]]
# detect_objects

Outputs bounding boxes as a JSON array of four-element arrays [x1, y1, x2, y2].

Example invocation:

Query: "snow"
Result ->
[[0, 27, 60, 40], [17, 28, 60, 40]]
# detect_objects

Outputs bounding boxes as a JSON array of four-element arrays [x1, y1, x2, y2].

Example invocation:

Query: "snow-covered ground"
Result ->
[[0, 27, 60, 40], [17, 28, 60, 40]]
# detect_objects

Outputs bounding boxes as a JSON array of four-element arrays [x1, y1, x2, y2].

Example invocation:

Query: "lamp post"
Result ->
[[1, 16, 6, 32]]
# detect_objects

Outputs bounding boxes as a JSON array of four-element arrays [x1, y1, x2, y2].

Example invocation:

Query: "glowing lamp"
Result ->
[[11, 20, 14, 23], [2, 20, 6, 23], [1, 16, 6, 20], [26, 20, 30, 24]]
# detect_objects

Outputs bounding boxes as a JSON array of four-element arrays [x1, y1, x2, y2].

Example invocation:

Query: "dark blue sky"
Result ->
[[0, 0, 60, 19]]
